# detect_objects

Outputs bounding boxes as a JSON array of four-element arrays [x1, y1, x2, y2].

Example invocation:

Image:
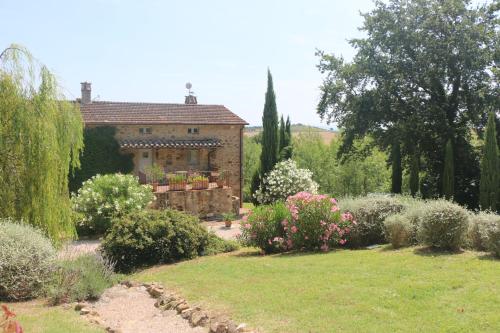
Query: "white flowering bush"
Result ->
[[72, 173, 154, 235], [254, 160, 319, 204]]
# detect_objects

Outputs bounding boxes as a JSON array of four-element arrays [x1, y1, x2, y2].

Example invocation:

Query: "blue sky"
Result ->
[[1, 0, 375, 126]]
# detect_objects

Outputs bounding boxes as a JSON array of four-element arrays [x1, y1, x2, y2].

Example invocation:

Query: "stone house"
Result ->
[[79, 82, 247, 213]]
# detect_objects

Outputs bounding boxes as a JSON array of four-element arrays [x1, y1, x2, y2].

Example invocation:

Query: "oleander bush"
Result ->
[[102, 209, 209, 272], [339, 195, 407, 247], [468, 212, 499, 251], [72, 173, 155, 235], [254, 160, 319, 204], [417, 199, 469, 251], [239, 202, 290, 253], [47, 253, 116, 304], [0, 219, 56, 301]]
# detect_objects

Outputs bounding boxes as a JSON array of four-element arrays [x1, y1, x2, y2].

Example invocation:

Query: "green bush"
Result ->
[[239, 202, 290, 253], [339, 195, 407, 247], [0, 219, 56, 301], [47, 253, 116, 304], [468, 212, 500, 251], [72, 173, 155, 236], [102, 209, 209, 272], [383, 214, 413, 248], [417, 200, 469, 251], [69, 126, 134, 193], [484, 218, 500, 257], [204, 233, 240, 256]]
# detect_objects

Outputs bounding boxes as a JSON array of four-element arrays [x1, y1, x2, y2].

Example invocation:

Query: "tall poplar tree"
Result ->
[[391, 142, 402, 194], [260, 69, 279, 176], [479, 112, 499, 211], [443, 139, 455, 199], [0, 45, 83, 242]]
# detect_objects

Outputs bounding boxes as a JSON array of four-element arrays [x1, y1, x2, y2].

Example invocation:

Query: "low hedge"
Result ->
[[102, 209, 234, 272]]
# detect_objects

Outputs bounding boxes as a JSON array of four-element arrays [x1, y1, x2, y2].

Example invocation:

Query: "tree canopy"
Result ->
[[317, 0, 499, 208], [0, 45, 83, 241]]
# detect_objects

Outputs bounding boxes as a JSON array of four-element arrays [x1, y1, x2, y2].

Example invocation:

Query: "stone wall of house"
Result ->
[[113, 124, 243, 200], [153, 187, 240, 218]]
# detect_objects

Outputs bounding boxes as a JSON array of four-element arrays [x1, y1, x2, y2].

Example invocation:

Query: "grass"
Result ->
[[3, 300, 103, 333], [134, 246, 499, 333]]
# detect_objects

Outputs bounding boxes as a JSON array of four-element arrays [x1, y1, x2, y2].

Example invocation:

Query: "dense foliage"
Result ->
[[47, 253, 116, 304], [383, 214, 414, 248], [279, 115, 292, 160], [72, 174, 155, 235], [0, 45, 83, 241], [260, 69, 279, 177], [317, 0, 500, 208], [468, 212, 500, 251], [479, 112, 499, 211], [442, 140, 455, 199], [0, 219, 56, 300], [417, 200, 469, 250], [391, 143, 402, 194], [243, 136, 261, 202], [102, 209, 209, 272], [69, 126, 134, 193], [254, 160, 318, 204]]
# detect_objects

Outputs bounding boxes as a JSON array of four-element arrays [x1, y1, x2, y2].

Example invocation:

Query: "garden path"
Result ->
[[90, 284, 207, 333]]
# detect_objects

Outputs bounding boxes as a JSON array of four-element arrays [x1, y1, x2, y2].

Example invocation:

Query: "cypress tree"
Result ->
[[260, 69, 279, 176], [409, 149, 419, 197], [391, 142, 402, 194], [479, 112, 499, 211], [442, 139, 455, 199], [279, 115, 286, 157], [284, 115, 292, 159]]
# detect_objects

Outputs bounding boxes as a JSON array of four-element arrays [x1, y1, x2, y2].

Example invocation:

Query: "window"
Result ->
[[188, 127, 199, 134], [139, 127, 152, 135], [187, 150, 199, 165], [142, 151, 149, 158]]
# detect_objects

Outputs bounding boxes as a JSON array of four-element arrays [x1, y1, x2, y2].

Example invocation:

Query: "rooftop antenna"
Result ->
[[184, 82, 198, 104], [186, 82, 194, 96]]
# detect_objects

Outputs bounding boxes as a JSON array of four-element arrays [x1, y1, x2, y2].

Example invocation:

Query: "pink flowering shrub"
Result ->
[[239, 202, 290, 253], [240, 192, 356, 253], [284, 192, 356, 251]]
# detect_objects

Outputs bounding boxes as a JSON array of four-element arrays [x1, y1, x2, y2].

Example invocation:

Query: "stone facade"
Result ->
[[153, 187, 240, 218], [106, 123, 243, 201]]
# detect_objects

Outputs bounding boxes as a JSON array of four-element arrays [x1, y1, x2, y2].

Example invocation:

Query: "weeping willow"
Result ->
[[0, 44, 83, 242]]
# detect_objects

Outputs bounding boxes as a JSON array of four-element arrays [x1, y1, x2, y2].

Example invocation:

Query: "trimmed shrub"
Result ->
[[383, 214, 413, 248], [484, 218, 500, 257], [69, 126, 134, 193], [204, 233, 240, 256], [47, 253, 116, 304], [339, 195, 407, 247], [0, 219, 56, 301], [468, 212, 500, 251], [72, 173, 155, 235], [255, 160, 319, 204], [417, 200, 469, 250], [239, 202, 290, 253], [101, 209, 209, 272]]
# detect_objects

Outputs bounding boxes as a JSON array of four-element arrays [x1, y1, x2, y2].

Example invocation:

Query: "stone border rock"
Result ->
[[75, 281, 255, 333]]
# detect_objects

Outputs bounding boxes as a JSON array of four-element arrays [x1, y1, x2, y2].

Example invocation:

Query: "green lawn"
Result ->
[[4, 300, 103, 333], [134, 247, 499, 333]]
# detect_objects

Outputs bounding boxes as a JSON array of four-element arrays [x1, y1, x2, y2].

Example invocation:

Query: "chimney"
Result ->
[[185, 95, 197, 104], [80, 82, 92, 104]]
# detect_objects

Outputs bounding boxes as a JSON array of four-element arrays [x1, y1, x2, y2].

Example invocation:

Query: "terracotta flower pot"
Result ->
[[225, 220, 232, 228], [152, 182, 159, 192]]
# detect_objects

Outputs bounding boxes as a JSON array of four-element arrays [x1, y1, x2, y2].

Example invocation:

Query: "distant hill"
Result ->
[[244, 124, 338, 143]]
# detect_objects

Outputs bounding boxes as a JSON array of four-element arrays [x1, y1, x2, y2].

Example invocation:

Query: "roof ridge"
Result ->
[[88, 100, 226, 107]]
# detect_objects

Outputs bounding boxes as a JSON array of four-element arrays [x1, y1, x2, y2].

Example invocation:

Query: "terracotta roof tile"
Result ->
[[80, 101, 248, 125], [119, 138, 222, 149]]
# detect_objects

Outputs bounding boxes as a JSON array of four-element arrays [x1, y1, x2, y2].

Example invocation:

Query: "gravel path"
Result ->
[[59, 239, 101, 259], [93, 285, 207, 333]]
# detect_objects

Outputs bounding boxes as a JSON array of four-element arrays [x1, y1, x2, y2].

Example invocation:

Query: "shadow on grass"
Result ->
[[477, 253, 499, 261], [413, 246, 464, 257]]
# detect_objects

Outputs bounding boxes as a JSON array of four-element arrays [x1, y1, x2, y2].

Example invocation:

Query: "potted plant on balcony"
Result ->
[[217, 170, 229, 188], [189, 174, 209, 190], [222, 212, 237, 228], [168, 173, 187, 191], [145, 164, 164, 192]]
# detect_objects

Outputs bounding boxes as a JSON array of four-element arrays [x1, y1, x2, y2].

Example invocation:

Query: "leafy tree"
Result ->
[[409, 150, 420, 197], [243, 136, 261, 202], [260, 69, 279, 177], [391, 142, 402, 194], [0, 45, 83, 241], [317, 0, 499, 208], [479, 112, 499, 211], [443, 140, 455, 200], [69, 126, 133, 193]]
